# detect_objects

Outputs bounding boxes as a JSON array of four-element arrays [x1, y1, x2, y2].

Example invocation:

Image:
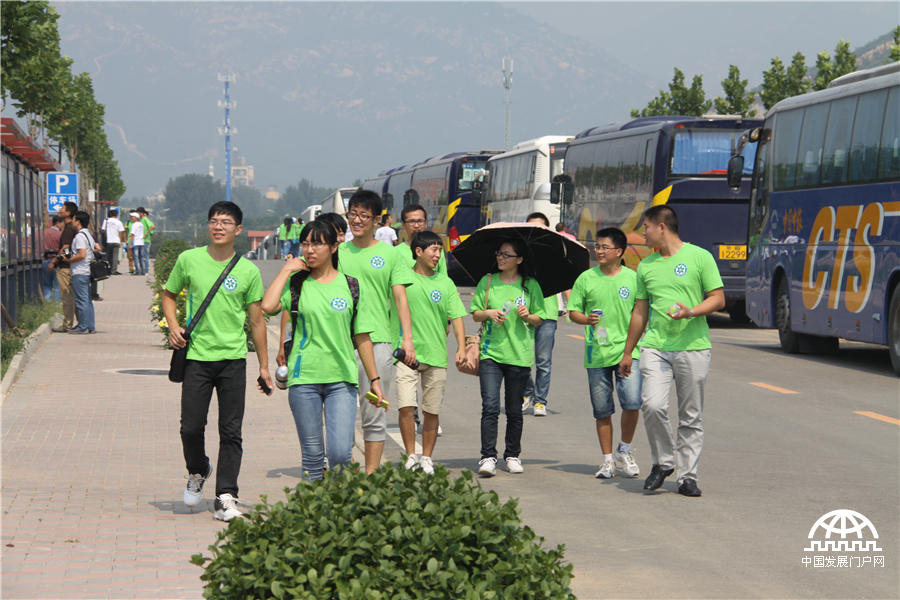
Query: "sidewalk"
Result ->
[[1, 270, 363, 599]]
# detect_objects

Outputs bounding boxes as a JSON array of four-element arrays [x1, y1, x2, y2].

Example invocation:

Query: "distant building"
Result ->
[[264, 186, 281, 201], [231, 155, 254, 187]]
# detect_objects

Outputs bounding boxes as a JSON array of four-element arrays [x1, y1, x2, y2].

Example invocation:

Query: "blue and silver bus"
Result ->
[[557, 115, 761, 321], [729, 62, 900, 371]]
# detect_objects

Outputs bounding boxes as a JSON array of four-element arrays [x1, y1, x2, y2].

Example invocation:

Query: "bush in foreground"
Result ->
[[191, 462, 576, 599]]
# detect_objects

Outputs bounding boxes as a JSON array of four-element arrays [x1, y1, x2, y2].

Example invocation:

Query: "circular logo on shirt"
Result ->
[[674, 263, 688, 277], [370, 256, 386, 269], [430, 289, 442, 303], [330, 297, 348, 312], [618, 286, 631, 300], [223, 276, 238, 292]]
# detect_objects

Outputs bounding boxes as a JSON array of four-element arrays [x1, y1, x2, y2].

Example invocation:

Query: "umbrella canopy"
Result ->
[[452, 222, 590, 296]]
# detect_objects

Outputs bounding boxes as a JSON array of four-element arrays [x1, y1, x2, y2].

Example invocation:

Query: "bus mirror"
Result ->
[[383, 193, 394, 211], [472, 187, 482, 204], [550, 184, 560, 204], [563, 183, 574, 205], [727, 155, 744, 188]]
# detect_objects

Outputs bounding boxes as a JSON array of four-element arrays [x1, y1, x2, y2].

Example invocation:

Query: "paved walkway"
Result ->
[[1, 269, 363, 599]]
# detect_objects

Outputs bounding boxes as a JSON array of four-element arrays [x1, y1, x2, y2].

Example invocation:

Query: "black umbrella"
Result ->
[[452, 222, 590, 296]]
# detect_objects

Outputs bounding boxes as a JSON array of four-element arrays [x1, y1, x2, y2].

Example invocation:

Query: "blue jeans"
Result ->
[[587, 361, 642, 419], [281, 240, 292, 257], [71, 274, 95, 332], [479, 359, 530, 460], [523, 318, 557, 404], [288, 382, 357, 480], [132, 245, 147, 274], [142, 241, 151, 274], [42, 259, 60, 301], [290, 241, 301, 258]]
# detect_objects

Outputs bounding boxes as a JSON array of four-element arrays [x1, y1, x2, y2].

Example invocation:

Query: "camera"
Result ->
[[61, 248, 73, 259]]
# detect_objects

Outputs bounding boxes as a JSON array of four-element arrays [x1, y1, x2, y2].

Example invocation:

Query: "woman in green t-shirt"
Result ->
[[261, 221, 386, 480], [470, 239, 545, 477]]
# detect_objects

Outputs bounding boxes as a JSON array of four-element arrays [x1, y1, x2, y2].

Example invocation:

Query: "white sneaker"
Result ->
[[213, 493, 243, 522], [437, 425, 443, 437], [595, 460, 615, 479], [184, 464, 212, 507], [521, 396, 533, 413], [404, 454, 420, 471], [505, 457, 524, 474], [533, 402, 547, 416], [614, 446, 640, 478], [419, 456, 435, 475], [477, 457, 497, 477]]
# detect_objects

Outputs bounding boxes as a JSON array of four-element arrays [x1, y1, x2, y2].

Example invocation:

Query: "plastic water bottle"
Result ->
[[392, 348, 420, 370], [500, 298, 516, 316], [275, 365, 289, 390], [592, 309, 609, 346]]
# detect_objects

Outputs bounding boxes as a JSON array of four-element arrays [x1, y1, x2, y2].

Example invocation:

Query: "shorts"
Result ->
[[587, 361, 642, 419], [395, 361, 447, 415]]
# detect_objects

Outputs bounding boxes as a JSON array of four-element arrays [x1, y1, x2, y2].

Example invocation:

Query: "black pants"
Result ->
[[180, 358, 246, 497]]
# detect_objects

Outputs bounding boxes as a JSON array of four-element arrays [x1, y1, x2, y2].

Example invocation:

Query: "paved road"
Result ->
[[1, 259, 897, 599]]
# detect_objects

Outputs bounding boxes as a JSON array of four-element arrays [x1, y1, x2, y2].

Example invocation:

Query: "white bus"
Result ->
[[480, 135, 572, 226], [319, 187, 359, 216], [300, 204, 322, 223]]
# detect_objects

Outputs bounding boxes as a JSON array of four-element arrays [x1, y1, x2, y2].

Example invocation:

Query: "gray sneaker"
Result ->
[[614, 446, 640, 478], [595, 460, 615, 479], [184, 464, 212, 507], [213, 493, 243, 522]]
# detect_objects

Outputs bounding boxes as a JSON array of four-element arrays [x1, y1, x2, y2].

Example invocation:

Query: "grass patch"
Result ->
[[1, 300, 61, 378]]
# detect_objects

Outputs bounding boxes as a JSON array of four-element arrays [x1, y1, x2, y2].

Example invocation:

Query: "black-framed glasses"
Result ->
[[347, 212, 373, 223], [495, 251, 519, 259], [208, 218, 237, 228], [403, 218, 426, 225]]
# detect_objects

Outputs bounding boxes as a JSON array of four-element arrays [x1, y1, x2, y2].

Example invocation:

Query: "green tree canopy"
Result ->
[[814, 39, 857, 90], [631, 67, 712, 118], [760, 52, 809, 110], [713, 65, 756, 117], [163, 173, 226, 224], [890, 26, 900, 63]]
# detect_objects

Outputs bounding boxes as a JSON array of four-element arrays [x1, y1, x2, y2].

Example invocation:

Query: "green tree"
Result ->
[[631, 68, 711, 117], [760, 52, 809, 110], [814, 39, 857, 90], [713, 65, 756, 117], [163, 174, 225, 224], [890, 26, 900, 63]]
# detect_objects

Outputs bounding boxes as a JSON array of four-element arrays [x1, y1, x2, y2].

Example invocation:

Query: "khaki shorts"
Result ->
[[395, 361, 447, 415]]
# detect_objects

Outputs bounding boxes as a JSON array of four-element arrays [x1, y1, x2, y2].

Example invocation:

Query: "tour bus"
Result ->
[[319, 187, 359, 216], [727, 62, 900, 372], [300, 204, 322, 223], [555, 115, 761, 321], [479, 135, 572, 227]]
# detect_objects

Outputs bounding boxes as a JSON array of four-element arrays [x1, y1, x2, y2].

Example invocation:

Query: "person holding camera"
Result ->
[[65, 211, 99, 334]]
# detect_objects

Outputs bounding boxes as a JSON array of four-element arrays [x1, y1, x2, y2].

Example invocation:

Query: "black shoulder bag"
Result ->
[[283, 271, 360, 360], [168, 253, 242, 383]]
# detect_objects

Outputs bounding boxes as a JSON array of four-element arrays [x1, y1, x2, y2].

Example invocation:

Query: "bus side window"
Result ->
[[849, 89, 889, 183], [795, 103, 830, 188], [821, 96, 857, 186], [773, 109, 804, 190], [878, 87, 900, 180]]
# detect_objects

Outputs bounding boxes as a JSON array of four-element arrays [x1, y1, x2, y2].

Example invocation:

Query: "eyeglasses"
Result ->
[[347, 212, 373, 223], [594, 244, 619, 252], [208, 219, 237, 228], [301, 241, 329, 250], [403, 218, 426, 225], [495, 251, 519, 259]]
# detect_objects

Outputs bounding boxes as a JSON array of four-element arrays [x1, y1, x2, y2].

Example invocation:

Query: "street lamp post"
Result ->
[[217, 72, 237, 203]]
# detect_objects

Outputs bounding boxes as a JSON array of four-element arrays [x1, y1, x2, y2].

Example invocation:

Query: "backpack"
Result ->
[[283, 270, 360, 360]]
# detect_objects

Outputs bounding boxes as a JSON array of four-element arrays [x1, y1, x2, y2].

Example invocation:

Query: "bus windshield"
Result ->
[[458, 161, 487, 191], [670, 129, 756, 176]]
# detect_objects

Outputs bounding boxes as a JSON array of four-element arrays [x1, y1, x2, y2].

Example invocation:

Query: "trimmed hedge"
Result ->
[[191, 462, 576, 599]]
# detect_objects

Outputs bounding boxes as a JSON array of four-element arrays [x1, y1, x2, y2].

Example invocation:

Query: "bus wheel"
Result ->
[[775, 278, 801, 353], [890, 289, 900, 376]]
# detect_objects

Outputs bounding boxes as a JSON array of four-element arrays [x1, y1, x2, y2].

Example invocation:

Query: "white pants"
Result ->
[[355, 342, 393, 442]]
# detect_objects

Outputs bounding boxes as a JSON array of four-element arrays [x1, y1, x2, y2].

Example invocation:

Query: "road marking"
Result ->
[[748, 382, 798, 394], [853, 411, 900, 426], [567, 334, 585, 341]]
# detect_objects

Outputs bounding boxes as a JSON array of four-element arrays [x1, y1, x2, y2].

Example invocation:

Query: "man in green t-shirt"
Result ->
[[568, 228, 642, 480], [162, 201, 272, 522], [397, 203, 447, 276], [395, 231, 467, 475], [620, 205, 724, 498], [338, 190, 416, 474], [137, 207, 154, 274]]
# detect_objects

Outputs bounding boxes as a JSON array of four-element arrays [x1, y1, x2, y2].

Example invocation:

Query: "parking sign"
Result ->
[[47, 172, 78, 213]]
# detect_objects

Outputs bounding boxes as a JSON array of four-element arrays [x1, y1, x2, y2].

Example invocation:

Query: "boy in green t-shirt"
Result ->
[[568, 228, 642, 480], [137, 207, 154, 274], [396, 231, 467, 475], [338, 190, 416, 474], [620, 205, 724, 498], [162, 201, 272, 522]]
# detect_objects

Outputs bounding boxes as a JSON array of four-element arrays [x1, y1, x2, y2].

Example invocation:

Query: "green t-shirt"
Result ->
[[165, 247, 264, 361], [338, 241, 414, 344], [277, 274, 376, 386], [398, 242, 447, 278], [635, 243, 724, 351], [542, 294, 559, 322], [393, 271, 466, 368], [568, 266, 640, 368], [278, 223, 301, 241], [469, 273, 547, 368], [141, 217, 154, 243]]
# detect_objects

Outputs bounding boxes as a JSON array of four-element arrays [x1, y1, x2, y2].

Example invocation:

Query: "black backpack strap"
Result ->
[[184, 253, 241, 339], [284, 270, 310, 359], [344, 274, 360, 336]]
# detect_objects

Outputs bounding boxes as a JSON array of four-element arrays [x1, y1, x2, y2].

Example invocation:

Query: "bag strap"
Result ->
[[184, 253, 241, 339], [476, 274, 493, 336]]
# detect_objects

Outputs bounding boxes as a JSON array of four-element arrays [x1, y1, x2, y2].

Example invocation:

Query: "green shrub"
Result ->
[[150, 238, 192, 347], [1, 300, 60, 377], [191, 463, 576, 599], [153, 238, 192, 288]]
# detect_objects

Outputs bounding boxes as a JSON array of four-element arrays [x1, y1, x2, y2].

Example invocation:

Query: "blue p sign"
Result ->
[[47, 172, 78, 213]]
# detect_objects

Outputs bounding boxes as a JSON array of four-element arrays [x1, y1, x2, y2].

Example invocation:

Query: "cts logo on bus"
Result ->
[[802, 201, 900, 312]]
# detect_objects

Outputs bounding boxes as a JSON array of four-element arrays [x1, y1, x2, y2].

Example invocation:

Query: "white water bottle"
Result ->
[[275, 365, 289, 390], [500, 298, 515, 316], [592, 309, 609, 346]]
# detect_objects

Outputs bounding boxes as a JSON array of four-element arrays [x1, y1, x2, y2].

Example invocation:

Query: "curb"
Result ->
[[1, 320, 54, 404]]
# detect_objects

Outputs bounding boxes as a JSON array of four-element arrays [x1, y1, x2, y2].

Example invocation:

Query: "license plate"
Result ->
[[719, 245, 747, 260]]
